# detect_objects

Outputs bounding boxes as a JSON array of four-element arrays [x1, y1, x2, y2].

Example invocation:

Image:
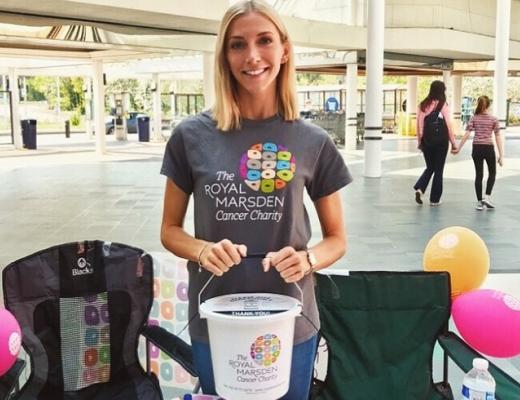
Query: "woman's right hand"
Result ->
[[498, 156, 503, 167], [451, 144, 458, 154], [198, 239, 247, 276]]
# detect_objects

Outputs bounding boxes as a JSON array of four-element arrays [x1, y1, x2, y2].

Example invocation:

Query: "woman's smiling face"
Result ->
[[225, 12, 288, 99]]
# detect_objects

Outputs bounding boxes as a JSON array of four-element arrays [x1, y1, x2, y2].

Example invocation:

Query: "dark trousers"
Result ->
[[472, 144, 496, 201], [414, 143, 449, 203]]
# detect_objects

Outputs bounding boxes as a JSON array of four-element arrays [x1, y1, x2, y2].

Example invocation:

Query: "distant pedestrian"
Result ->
[[452, 95, 504, 210], [413, 80, 458, 206]]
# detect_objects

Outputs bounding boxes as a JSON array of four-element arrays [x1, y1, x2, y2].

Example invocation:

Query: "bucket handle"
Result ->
[[198, 253, 304, 308]]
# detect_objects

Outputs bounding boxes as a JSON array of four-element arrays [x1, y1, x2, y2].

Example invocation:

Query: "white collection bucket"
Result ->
[[199, 292, 302, 400]]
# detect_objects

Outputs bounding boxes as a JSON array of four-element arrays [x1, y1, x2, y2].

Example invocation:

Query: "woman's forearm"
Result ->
[[307, 191, 347, 273], [458, 131, 470, 150], [447, 119, 457, 147], [307, 234, 347, 273], [161, 224, 209, 263], [496, 133, 504, 158]]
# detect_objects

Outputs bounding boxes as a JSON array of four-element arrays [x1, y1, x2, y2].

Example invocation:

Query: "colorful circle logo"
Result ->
[[240, 142, 296, 194], [250, 334, 281, 367]]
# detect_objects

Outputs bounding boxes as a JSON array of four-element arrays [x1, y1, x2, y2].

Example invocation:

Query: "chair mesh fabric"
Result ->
[[2, 241, 161, 400], [314, 271, 451, 400], [60, 293, 111, 391]]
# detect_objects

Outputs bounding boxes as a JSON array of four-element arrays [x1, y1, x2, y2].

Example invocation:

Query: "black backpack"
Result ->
[[422, 102, 449, 147]]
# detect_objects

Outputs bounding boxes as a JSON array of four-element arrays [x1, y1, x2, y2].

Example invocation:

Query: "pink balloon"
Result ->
[[452, 289, 520, 358], [0, 308, 22, 376]]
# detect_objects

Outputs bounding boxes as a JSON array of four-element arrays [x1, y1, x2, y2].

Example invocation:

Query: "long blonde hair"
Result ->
[[212, 0, 299, 131]]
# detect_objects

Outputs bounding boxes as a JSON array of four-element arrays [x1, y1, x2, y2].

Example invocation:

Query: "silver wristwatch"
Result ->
[[305, 248, 317, 275]]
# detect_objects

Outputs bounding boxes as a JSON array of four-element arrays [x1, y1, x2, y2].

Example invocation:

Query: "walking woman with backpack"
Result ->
[[413, 80, 458, 206], [453, 95, 504, 210]]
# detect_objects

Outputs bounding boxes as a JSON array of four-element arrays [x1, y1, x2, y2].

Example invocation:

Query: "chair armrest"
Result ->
[[0, 359, 26, 399], [438, 332, 520, 400], [142, 325, 197, 377]]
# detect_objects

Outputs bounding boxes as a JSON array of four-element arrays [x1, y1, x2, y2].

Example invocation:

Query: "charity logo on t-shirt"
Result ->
[[203, 141, 296, 223], [239, 142, 296, 193]]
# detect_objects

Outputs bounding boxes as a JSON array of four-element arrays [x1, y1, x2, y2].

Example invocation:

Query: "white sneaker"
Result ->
[[476, 201, 484, 211], [482, 198, 495, 209], [430, 201, 442, 206]]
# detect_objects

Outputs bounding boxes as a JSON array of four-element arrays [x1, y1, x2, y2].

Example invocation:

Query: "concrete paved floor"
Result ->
[[2, 131, 520, 273], [1, 130, 520, 393]]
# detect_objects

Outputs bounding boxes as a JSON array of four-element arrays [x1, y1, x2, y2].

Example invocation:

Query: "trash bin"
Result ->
[[356, 112, 365, 142], [137, 116, 150, 142], [21, 119, 37, 149], [65, 120, 70, 138]]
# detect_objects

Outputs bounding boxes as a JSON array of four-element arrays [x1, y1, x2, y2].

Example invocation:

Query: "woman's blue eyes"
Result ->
[[259, 37, 272, 45], [230, 42, 245, 49], [229, 37, 272, 49]]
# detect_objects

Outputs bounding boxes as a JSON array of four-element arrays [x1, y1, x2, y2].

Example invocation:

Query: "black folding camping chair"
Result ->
[[0, 241, 195, 400], [7, 249, 517, 400]]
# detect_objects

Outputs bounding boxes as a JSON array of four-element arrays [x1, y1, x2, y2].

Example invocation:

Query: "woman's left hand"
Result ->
[[262, 247, 310, 283]]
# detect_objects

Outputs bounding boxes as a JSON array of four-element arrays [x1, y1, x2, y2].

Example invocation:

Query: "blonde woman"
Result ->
[[454, 95, 504, 210], [160, 1, 352, 397]]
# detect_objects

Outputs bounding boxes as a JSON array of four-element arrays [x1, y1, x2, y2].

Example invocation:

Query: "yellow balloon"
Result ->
[[423, 226, 489, 297]]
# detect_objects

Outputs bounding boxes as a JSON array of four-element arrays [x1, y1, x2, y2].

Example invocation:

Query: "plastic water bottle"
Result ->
[[462, 358, 496, 400]]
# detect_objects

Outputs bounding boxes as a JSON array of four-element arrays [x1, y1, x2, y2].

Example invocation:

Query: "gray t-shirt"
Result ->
[[161, 111, 352, 344]]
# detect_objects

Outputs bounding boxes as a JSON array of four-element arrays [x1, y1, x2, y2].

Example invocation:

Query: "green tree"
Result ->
[[383, 76, 406, 86], [175, 79, 203, 93], [26, 76, 85, 113], [26, 76, 57, 108], [106, 79, 149, 113], [60, 77, 85, 113], [296, 73, 341, 86]]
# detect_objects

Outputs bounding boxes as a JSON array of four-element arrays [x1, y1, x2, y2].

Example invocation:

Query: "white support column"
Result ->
[[8, 68, 22, 149], [442, 70, 451, 84], [451, 75, 463, 135], [92, 60, 106, 155], [152, 73, 162, 142], [406, 76, 417, 116], [85, 77, 93, 139], [364, 0, 385, 178], [169, 81, 177, 118], [203, 52, 215, 110], [442, 70, 451, 110], [405, 75, 417, 137], [349, 0, 358, 26], [357, 0, 367, 26], [493, 0, 511, 147], [345, 60, 358, 151]]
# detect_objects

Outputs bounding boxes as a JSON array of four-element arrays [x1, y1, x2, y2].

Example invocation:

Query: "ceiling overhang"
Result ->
[[0, 2, 520, 77]]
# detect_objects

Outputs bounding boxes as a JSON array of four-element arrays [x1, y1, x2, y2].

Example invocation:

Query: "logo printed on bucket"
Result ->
[[199, 293, 301, 399], [250, 334, 281, 366]]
